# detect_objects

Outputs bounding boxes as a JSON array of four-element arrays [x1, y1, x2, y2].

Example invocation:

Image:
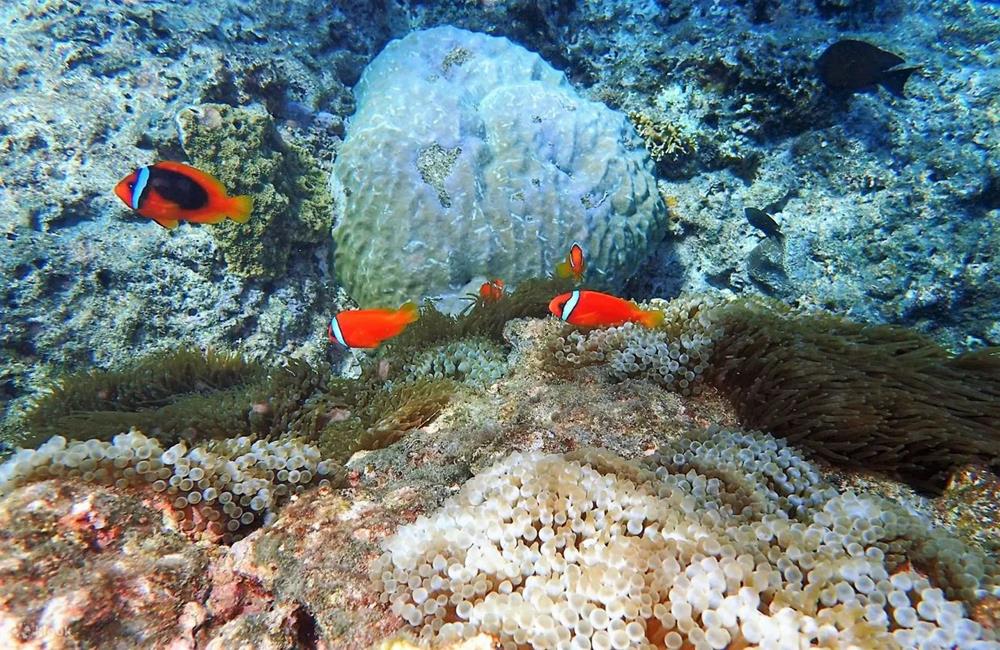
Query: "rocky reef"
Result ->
[[0, 0, 372, 432], [177, 103, 334, 279], [1, 0, 998, 647], [2, 0, 998, 425], [1, 295, 998, 647]]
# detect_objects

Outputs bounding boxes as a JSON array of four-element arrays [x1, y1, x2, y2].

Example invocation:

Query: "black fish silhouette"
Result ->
[[817, 39, 918, 97], [745, 207, 784, 242]]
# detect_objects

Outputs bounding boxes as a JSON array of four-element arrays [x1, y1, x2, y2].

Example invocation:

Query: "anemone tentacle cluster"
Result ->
[[401, 338, 511, 387], [545, 293, 1000, 486], [548, 294, 723, 396], [372, 426, 1000, 649], [0, 429, 340, 540]]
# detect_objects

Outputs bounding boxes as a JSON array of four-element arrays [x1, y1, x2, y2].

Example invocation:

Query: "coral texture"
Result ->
[[0, 476, 317, 648], [177, 103, 334, 279], [332, 26, 666, 311], [0, 479, 215, 646]]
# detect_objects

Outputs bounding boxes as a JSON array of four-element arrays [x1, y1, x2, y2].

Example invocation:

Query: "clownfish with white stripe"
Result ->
[[549, 290, 664, 329], [114, 161, 253, 230], [327, 302, 419, 349], [555, 242, 586, 282]]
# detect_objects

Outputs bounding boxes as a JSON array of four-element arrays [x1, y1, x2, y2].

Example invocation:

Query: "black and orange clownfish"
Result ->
[[555, 242, 586, 282], [114, 161, 253, 229]]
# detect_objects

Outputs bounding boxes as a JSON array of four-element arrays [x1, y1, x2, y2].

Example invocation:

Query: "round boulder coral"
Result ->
[[332, 26, 666, 312]]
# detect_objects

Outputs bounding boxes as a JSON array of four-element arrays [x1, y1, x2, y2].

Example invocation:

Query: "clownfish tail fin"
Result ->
[[227, 195, 253, 224], [398, 301, 420, 324], [639, 308, 665, 329]]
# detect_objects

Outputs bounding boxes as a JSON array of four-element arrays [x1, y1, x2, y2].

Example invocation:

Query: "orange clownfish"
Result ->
[[555, 242, 586, 281], [479, 278, 505, 302], [549, 290, 664, 329], [327, 302, 419, 349], [115, 161, 253, 229]]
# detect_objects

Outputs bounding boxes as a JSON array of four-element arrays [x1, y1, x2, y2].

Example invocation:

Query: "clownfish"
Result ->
[[114, 161, 253, 230], [549, 290, 664, 329], [555, 242, 586, 282], [327, 302, 419, 349], [479, 278, 505, 302]]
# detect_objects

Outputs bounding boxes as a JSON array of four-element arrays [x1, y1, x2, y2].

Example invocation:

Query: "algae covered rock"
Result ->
[[177, 103, 333, 279], [0, 479, 214, 647], [332, 26, 667, 312]]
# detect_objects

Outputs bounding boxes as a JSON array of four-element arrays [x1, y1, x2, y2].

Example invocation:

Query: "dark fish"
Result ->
[[763, 189, 796, 215], [745, 207, 784, 242], [817, 39, 918, 97]]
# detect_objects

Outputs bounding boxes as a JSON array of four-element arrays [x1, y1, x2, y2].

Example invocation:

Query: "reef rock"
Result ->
[[332, 26, 666, 312], [2, 311, 997, 648], [177, 103, 334, 280], [0, 479, 215, 646]]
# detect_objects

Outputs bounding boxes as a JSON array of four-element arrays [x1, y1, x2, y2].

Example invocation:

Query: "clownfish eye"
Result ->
[[128, 183, 134, 189]]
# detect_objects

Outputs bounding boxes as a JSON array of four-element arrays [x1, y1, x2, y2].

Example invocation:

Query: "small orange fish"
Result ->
[[328, 302, 419, 349], [555, 242, 586, 281], [114, 161, 253, 229], [549, 290, 664, 329], [479, 278, 505, 302]]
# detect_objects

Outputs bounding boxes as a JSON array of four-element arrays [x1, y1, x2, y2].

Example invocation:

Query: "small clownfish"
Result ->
[[549, 290, 664, 329], [114, 161, 253, 230], [555, 242, 586, 282], [327, 302, 419, 350], [479, 278, 505, 302]]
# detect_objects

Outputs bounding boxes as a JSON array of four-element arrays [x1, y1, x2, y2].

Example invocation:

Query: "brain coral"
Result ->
[[373, 427, 999, 649], [332, 26, 666, 312]]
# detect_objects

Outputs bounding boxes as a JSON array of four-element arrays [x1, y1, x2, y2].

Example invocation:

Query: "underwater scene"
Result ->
[[0, 0, 998, 648]]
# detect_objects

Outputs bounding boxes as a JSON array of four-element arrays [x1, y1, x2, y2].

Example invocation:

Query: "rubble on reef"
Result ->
[[1, 316, 997, 648]]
